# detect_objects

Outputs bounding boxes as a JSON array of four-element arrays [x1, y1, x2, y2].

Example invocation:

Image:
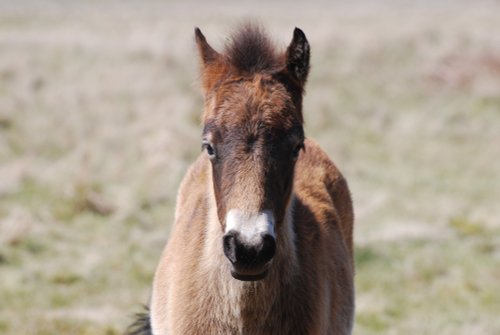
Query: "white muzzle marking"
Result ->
[[225, 209, 275, 244]]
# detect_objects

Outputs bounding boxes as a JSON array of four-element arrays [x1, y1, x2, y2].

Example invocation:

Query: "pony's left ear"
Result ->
[[284, 28, 310, 87]]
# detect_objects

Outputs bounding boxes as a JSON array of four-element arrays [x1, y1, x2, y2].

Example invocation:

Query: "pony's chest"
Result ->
[[180, 281, 313, 335]]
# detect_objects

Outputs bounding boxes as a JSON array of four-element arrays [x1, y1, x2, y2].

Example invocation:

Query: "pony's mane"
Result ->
[[224, 23, 281, 74]]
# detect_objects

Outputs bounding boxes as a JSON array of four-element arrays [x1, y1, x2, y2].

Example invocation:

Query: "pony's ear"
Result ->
[[284, 28, 310, 87], [195, 27, 220, 65], [194, 27, 225, 96]]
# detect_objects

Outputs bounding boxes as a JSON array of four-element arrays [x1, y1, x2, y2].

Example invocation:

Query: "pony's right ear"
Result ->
[[195, 27, 220, 66], [194, 27, 225, 96]]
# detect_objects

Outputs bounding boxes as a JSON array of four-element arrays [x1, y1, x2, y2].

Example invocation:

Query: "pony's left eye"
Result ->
[[292, 143, 304, 159]]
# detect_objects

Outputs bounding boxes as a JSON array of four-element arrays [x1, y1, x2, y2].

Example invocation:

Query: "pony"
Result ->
[[127, 23, 355, 335]]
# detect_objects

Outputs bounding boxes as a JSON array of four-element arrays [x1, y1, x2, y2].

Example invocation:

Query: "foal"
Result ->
[[128, 24, 354, 335]]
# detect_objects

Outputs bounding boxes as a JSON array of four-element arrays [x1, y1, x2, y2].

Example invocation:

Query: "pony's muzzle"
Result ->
[[223, 231, 276, 281]]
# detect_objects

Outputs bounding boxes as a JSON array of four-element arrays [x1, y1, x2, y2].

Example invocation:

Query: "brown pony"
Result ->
[[126, 23, 354, 335]]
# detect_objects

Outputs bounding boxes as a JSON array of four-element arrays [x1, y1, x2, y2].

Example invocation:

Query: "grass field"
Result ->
[[1, 1, 500, 334]]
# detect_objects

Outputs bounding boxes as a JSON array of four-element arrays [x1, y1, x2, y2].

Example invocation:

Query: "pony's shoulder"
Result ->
[[294, 138, 354, 257], [174, 154, 210, 221], [295, 138, 344, 189]]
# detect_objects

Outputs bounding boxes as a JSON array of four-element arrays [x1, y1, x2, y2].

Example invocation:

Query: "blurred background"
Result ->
[[1, 0, 499, 334]]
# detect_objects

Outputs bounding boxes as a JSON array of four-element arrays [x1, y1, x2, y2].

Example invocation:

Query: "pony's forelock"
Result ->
[[224, 22, 281, 74]]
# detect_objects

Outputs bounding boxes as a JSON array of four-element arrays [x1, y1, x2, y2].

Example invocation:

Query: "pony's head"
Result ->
[[195, 24, 310, 281]]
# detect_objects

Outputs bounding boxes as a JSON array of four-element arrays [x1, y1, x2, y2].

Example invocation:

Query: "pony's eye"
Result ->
[[292, 143, 304, 159], [202, 142, 216, 158]]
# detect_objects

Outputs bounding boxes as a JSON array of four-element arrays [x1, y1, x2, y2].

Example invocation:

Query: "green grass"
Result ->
[[354, 229, 500, 333], [1, 1, 499, 334]]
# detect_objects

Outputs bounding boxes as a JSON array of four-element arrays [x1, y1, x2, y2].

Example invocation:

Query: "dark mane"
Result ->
[[224, 23, 281, 74]]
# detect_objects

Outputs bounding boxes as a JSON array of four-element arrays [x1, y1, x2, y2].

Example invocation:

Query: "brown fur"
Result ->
[[149, 24, 354, 335]]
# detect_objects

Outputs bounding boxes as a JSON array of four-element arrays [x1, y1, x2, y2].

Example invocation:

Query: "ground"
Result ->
[[1, 1, 499, 334]]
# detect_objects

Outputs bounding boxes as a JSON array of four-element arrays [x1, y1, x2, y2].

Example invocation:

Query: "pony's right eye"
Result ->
[[202, 142, 216, 159]]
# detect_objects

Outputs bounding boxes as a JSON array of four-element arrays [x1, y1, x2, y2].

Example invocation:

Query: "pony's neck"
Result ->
[[200, 166, 298, 328]]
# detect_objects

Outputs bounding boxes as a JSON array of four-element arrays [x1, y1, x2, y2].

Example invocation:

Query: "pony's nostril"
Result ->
[[259, 234, 276, 264], [223, 232, 237, 264], [224, 231, 276, 268]]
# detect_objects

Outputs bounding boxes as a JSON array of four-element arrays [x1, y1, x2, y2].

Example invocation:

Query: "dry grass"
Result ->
[[1, 1, 499, 334]]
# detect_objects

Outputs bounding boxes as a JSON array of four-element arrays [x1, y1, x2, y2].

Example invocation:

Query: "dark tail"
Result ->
[[125, 306, 152, 335]]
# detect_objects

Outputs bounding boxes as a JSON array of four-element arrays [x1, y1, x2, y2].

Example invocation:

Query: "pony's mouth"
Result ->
[[231, 269, 268, 281]]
